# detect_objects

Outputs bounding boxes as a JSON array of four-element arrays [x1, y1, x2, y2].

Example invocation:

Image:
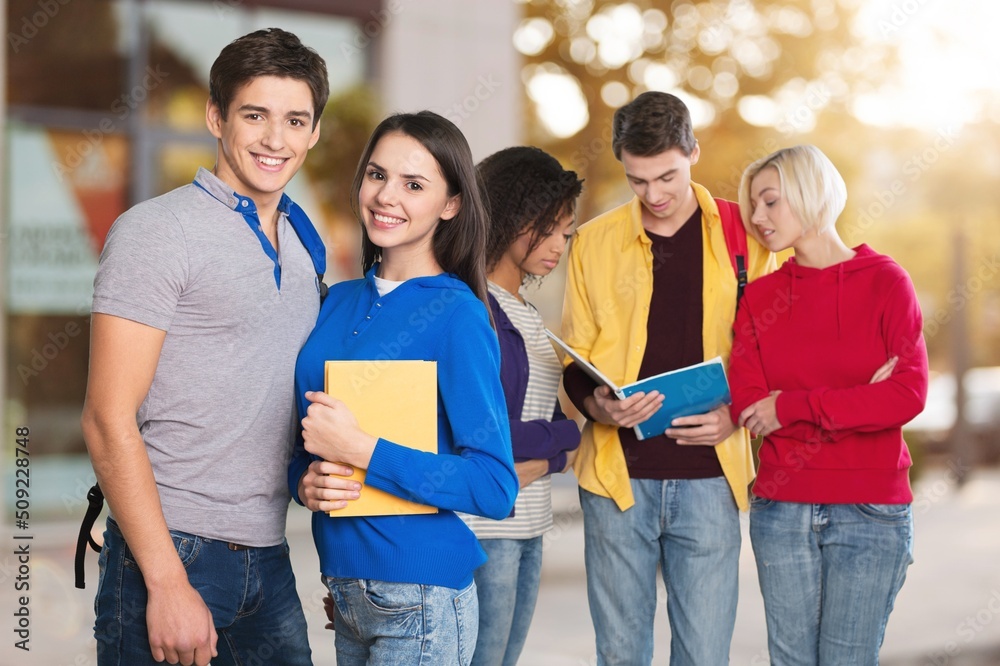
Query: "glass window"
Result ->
[[4, 0, 368, 463]]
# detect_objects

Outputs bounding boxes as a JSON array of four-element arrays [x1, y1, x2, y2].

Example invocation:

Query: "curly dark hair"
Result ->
[[477, 146, 584, 272]]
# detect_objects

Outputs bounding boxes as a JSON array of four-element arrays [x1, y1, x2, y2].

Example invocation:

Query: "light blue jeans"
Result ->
[[323, 576, 478, 665], [580, 476, 741, 666], [749, 498, 913, 666], [471, 536, 544, 666]]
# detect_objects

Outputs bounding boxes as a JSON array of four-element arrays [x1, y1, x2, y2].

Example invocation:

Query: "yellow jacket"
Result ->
[[561, 183, 776, 512]]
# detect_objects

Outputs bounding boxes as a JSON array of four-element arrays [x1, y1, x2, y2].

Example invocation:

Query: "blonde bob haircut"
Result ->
[[738, 144, 847, 242]]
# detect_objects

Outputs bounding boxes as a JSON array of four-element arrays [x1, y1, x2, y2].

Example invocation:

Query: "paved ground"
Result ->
[[2, 465, 998, 665]]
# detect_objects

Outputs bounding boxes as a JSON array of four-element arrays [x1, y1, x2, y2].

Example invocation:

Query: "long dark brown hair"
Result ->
[[350, 111, 490, 310]]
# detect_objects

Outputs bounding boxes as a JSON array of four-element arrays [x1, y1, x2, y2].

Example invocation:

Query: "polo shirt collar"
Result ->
[[192, 167, 292, 216]]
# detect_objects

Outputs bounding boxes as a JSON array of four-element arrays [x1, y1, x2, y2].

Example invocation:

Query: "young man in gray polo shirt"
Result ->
[[81, 29, 360, 666]]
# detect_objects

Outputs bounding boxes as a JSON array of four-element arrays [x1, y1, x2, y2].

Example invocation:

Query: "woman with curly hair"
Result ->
[[462, 146, 584, 666]]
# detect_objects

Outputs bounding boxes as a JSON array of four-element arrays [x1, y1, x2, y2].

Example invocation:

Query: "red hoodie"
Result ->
[[729, 244, 928, 504]]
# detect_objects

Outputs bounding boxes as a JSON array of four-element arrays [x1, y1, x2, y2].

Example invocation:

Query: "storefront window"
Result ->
[[4, 0, 371, 470]]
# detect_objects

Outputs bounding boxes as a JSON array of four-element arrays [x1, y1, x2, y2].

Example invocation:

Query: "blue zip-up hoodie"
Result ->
[[289, 266, 518, 589]]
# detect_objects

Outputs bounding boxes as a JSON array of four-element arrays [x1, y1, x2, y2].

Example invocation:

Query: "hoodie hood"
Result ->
[[775, 244, 896, 338]]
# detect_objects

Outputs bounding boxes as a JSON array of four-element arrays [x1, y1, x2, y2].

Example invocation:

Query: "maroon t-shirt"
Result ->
[[564, 207, 724, 479]]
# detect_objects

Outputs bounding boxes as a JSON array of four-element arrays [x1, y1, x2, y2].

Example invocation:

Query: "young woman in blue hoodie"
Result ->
[[288, 111, 518, 665]]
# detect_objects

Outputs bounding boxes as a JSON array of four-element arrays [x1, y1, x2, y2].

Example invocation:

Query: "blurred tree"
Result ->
[[304, 84, 380, 218], [515, 0, 898, 220], [302, 84, 380, 279], [514, 0, 1000, 369]]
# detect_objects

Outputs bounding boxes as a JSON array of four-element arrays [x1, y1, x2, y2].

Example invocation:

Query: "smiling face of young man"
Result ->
[[206, 75, 320, 214], [620, 144, 701, 234]]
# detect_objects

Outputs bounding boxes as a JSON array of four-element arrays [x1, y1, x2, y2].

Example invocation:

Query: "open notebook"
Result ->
[[545, 330, 731, 440]]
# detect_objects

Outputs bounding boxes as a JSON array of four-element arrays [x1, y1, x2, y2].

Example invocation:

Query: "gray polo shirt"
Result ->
[[92, 168, 321, 546]]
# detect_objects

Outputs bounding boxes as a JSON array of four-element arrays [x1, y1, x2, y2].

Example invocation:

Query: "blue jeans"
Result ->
[[580, 476, 741, 666], [94, 518, 311, 666], [749, 498, 913, 666], [471, 536, 544, 666], [324, 575, 479, 665]]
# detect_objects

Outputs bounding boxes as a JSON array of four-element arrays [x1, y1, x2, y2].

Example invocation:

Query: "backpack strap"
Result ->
[[74, 483, 105, 589], [715, 198, 748, 308], [284, 199, 329, 302]]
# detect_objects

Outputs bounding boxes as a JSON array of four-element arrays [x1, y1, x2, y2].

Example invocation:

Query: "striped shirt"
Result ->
[[462, 282, 562, 539]]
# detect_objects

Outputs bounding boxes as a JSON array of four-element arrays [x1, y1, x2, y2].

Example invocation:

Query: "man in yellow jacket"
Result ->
[[561, 91, 775, 665]]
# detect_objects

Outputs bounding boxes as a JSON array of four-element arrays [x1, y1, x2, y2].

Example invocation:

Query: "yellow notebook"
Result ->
[[324, 360, 439, 517]]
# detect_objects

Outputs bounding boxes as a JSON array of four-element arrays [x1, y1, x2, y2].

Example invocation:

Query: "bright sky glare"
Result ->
[[518, 0, 1000, 138], [851, 0, 1000, 128]]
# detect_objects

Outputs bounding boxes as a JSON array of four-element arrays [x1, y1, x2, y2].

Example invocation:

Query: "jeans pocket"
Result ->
[[120, 526, 201, 572], [749, 493, 775, 511], [360, 579, 423, 614], [854, 503, 911, 524], [169, 531, 202, 568], [94, 537, 111, 618], [454, 582, 478, 666]]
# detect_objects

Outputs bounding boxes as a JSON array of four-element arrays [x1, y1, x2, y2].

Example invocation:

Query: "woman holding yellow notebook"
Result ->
[[288, 111, 518, 665]]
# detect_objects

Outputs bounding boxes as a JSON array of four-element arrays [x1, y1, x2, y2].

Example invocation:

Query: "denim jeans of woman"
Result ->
[[324, 575, 478, 665], [94, 518, 311, 666], [580, 476, 741, 666], [470, 536, 543, 666], [749, 498, 913, 666]]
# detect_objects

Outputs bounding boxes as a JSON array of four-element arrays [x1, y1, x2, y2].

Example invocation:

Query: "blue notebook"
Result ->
[[546, 330, 732, 441]]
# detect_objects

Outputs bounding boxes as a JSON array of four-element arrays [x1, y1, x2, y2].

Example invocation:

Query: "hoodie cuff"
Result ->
[[776, 390, 813, 427]]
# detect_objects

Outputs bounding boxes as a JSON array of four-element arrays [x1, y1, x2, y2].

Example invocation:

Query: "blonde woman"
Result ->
[[729, 145, 928, 665]]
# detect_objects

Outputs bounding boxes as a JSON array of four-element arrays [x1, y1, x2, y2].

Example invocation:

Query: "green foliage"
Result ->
[[304, 84, 380, 218]]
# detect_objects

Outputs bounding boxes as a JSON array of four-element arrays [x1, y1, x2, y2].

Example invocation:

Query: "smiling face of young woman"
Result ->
[[357, 131, 461, 277]]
